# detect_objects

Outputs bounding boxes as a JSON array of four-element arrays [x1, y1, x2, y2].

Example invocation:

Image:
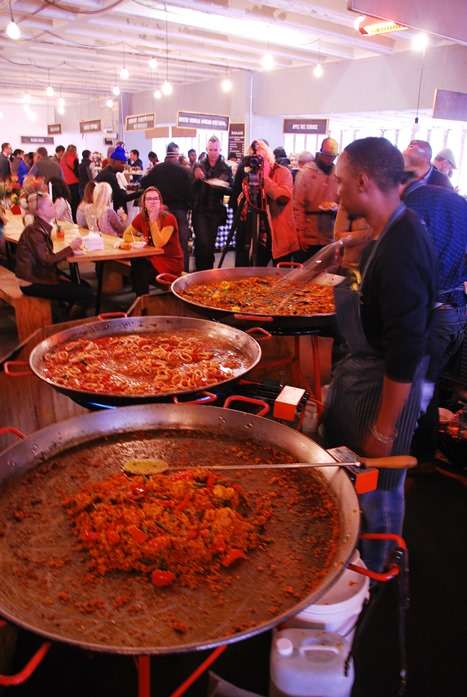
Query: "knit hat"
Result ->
[[110, 145, 126, 162], [435, 148, 456, 169]]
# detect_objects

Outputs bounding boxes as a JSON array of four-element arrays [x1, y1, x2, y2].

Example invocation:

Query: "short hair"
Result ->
[[82, 149, 91, 159], [37, 147, 48, 158], [13, 149, 24, 157], [130, 149, 139, 157], [228, 151, 237, 160], [1, 143, 10, 151], [298, 151, 314, 164], [148, 151, 158, 160], [188, 148, 196, 156], [207, 135, 220, 145], [344, 137, 405, 193], [166, 141, 179, 154], [408, 139, 432, 161], [55, 145, 65, 154], [273, 146, 287, 160]]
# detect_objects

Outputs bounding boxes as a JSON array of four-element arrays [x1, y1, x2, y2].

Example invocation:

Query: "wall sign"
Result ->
[[177, 111, 229, 131], [145, 126, 170, 139], [125, 112, 155, 131], [283, 119, 328, 135], [79, 119, 102, 134], [47, 124, 62, 135], [228, 123, 246, 157], [21, 136, 54, 145], [433, 89, 467, 122], [172, 126, 197, 138]]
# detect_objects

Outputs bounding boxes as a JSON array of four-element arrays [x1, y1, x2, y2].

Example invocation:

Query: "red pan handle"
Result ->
[[0, 427, 26, 441], [245, 327, 272, 341], [3, 360, 32, 377], [0, 637, 51, 686], [223, 395, 269, 417], [156, 273, 178, 286], [233, 314, 274, 323], [348, 533, 408, 582], [172, 391, 217, 405], [98, 312, 127, 320], [276, 261, 303, 269]]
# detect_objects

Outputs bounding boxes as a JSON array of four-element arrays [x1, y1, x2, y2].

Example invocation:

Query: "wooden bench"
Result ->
[[0, 267, 52, 341]]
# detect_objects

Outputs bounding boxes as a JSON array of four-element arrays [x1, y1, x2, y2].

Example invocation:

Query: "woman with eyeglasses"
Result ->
[[124, 186, 183, 295]]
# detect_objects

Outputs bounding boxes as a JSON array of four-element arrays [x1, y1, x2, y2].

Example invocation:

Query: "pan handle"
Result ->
[[0, 635, 51, 686], [4, 360, 32, 377], [360, 455, 417, 470], [172, 391, 217, 405], [98, 312, 127, 320], [245, 327, 272, 342], [156, 272, 178, 286], [276, 261, 303, 269], [348, 533, 408, 582], [233, 314, 274, 323], [223, 395, 269, 417]]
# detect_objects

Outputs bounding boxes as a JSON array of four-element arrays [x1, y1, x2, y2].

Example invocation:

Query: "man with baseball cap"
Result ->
[[293, 137, 339, 261], [95, 145, 140, 212], [403, 140, 452, 189], [433, 148, 457, 180]]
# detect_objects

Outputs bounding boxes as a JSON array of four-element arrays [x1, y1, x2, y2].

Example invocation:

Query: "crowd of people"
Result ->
[[0, 131, 465, 571]]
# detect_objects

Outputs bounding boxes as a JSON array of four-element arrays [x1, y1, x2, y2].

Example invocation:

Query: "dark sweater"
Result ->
[[95, 165, 140, 212], [426, 166, 453, 190], [140, 159, 192, 211], [360, 208, 437, 383]]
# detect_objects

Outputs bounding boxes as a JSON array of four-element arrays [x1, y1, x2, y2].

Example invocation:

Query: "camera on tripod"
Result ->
[[243, 153, 264, 190]]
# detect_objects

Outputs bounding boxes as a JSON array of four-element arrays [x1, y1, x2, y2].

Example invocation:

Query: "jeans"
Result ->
[[358, 474, 407, 573], [412, 305, 465, 460], [170, 208, 190, 272], [193, 210, 222, 270]]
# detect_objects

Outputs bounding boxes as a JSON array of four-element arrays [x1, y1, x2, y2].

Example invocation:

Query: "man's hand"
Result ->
[[193, 166, 205, 181]]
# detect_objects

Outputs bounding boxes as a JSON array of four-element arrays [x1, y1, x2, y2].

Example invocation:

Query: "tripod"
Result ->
[[218, 180, 272, 267]]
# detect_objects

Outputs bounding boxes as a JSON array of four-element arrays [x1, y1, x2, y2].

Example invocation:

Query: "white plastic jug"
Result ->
[[270, 628, 354, 697], [283, 550, 369, 642]]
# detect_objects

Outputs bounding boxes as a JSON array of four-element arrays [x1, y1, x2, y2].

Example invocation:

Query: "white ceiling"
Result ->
[[0, 0, 447, 102]]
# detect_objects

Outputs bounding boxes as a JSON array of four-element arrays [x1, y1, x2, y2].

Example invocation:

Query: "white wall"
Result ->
[[0, 102, 51, 152]]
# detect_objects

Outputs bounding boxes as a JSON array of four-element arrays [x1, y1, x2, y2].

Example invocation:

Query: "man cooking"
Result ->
[[323, 137, 437, 571]]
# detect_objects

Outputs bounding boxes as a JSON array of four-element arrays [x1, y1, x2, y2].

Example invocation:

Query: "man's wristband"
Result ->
[[370, 424, 397, 445]]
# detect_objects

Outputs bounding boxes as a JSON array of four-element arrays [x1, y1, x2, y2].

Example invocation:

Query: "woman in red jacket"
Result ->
[[60, 144, 80, 221], [124, 186, 183, 295]]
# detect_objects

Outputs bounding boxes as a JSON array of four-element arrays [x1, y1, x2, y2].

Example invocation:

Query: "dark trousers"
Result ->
[[69, 183, 80, 223], [193, 211, 221, 270], [130, 257, 157, 296], [21, 281, 94, 307], [170, 208, 190, 272], [412, 305, 465, 460], [294, 245, 324, 264]]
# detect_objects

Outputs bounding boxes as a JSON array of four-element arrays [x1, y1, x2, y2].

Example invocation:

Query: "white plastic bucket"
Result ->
[[284, 550, 369, 642], [270, 628, 354, 697]]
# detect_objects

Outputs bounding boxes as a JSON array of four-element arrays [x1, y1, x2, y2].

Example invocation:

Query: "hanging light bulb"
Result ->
[[153, 89, 162, 100], [57, 104, 65, 116], [120, 66, 129, 80], [261, 53, 275, 71], [161, 80, 173, 96], [22, 93, 31, 104], [106, 99, 114, 108], [221, 78, 233, 93], [6, 21, 20, 40], [412, 33, 429, 52], [57, 96, 65, 108], [0, 112, 4, 119], [149, 58, 158, 70], [313, 63, 324, 78], [112, 85, 120, 96], [45, 85, 54, 97]]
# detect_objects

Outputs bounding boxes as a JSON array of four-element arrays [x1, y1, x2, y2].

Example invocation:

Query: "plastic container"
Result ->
[[270, 628, 354, 697], [283, 550, 369, 642]]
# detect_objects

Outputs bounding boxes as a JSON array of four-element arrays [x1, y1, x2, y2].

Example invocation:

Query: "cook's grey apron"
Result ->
[[324, 204, 428, 491]]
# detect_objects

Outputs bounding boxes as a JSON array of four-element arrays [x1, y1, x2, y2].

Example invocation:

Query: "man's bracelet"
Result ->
[[370, 424, 397, 445]]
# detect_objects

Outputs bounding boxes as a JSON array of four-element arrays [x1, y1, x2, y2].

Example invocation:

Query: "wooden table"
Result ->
[[4, 215, 163, 313]]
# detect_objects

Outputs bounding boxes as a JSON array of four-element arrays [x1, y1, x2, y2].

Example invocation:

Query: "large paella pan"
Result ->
[[0, 404, 360, 654], [19, 316, 262, 407]]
